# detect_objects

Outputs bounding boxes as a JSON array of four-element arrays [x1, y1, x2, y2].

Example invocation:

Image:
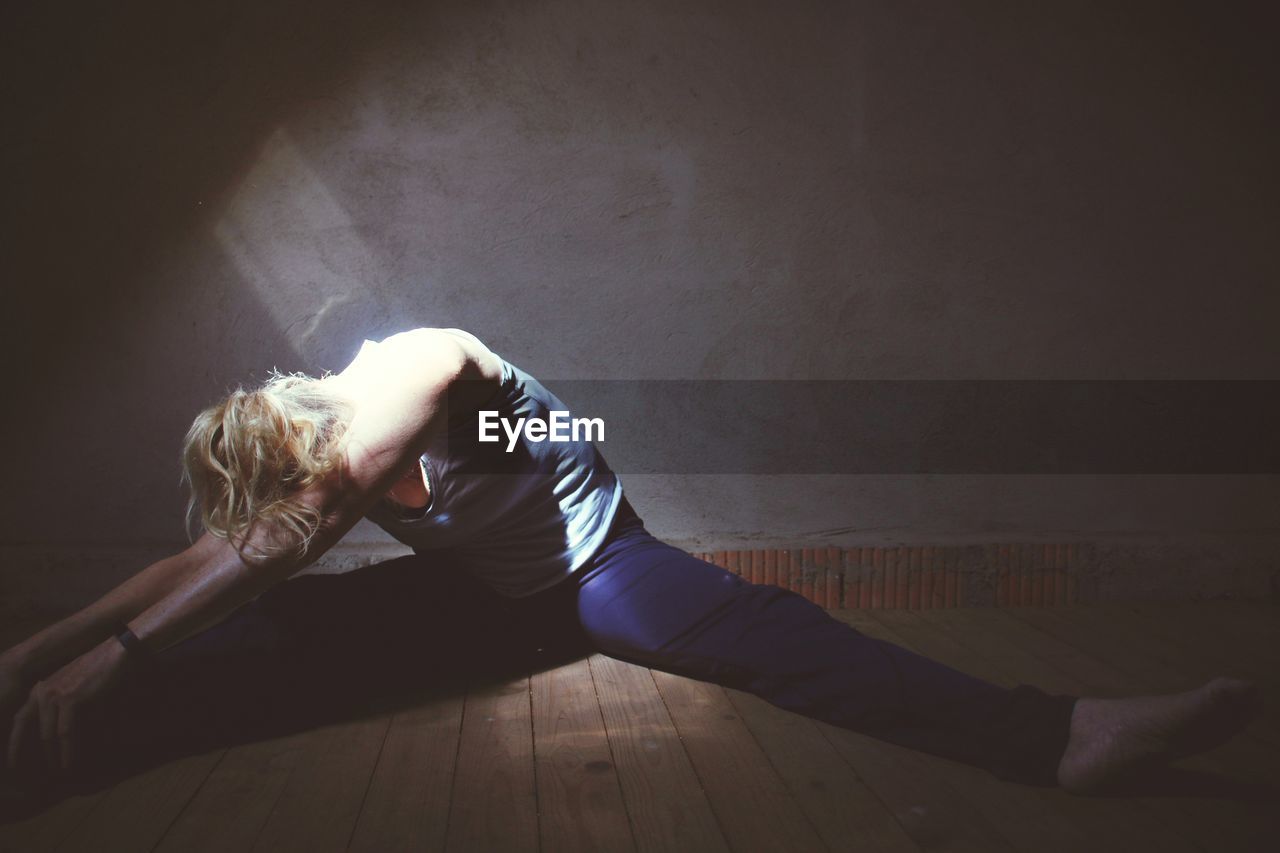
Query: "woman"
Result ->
[[0, 327, 1262, 795]]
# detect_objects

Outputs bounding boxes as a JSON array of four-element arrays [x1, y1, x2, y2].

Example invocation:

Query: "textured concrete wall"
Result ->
[[2, 0, 1277, 610]]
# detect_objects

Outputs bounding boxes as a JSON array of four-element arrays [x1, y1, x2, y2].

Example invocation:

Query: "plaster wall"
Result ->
[[2, 0, 1277, 613]]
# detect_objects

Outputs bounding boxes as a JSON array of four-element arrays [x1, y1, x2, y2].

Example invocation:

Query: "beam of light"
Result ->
[[212, 127, 381, 361]]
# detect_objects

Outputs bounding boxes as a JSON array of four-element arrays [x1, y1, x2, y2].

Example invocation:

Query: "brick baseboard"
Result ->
[[688, 543, 1098, 609]]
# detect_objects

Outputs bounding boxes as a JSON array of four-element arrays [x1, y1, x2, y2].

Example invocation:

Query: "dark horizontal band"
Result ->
[[442, 379, 1280, 474]]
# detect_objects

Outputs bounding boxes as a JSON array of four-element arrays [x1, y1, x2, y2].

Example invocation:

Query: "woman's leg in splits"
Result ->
[[71, 550, 567, 785], [572, 498, 1262, 792]]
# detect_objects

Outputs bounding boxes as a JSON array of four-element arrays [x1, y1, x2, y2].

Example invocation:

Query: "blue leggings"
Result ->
[[85, 496, 1076, 787]]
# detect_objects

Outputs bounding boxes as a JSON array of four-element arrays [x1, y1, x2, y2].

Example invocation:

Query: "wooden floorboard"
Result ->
[[588, 653, 729, 853], [820, 610, 1025, 853], [649, 669, 827, 852], [722, 686, 920, 853], [0, 786, 106, 853], [530, 656, 635, 852], [56, 750, 225, 853], [1, 603, 1276, 852], [347, 683, 466, 853], [249, 711, 391, 853], [153, 729, 318, 853], [442, 672, 538, 853]]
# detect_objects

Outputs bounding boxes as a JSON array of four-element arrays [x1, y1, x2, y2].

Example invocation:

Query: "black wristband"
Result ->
[[114, 625, 155, 665]]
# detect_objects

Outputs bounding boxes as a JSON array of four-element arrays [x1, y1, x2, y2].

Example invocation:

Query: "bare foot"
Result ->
[[1057, 676, 1263, 794]]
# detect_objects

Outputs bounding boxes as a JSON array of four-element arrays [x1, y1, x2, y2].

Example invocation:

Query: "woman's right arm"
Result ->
[[0, 532, 221, 688]]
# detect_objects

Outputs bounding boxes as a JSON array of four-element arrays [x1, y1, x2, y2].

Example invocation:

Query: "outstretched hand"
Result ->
[[0, 663, 28, 745], [6, 638, 130, 783]]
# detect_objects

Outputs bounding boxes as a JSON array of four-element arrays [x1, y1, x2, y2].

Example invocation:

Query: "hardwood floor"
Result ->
[[2, 602, 1275, 852]]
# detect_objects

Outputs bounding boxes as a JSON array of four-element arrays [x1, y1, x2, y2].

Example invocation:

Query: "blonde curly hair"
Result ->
[[179, 367, 357, 561]]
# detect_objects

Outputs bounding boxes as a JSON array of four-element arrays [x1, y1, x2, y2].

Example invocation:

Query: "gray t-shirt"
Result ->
[[362, 347, 624, 598]]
